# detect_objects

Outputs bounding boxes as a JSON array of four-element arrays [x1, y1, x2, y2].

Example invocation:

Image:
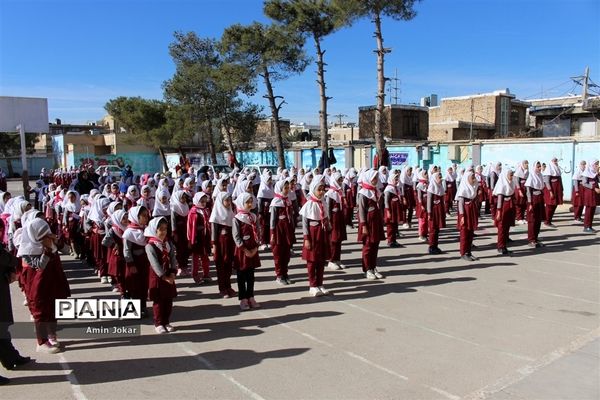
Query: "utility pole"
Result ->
[[333, 113, 347, 126], [582, 66, 589, 101], [469, 98, 474, 141], [16, 124, 29, 197]]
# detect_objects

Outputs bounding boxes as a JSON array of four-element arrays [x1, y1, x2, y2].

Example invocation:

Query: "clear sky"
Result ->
[[1, 0, 598, 125]]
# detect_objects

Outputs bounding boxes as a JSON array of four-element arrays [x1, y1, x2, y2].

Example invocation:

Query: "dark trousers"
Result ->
[[459, 228, 474, 256], [573, 205, 584, 220], [237, 269, 255, 300], [428, 225, 440, 247], [153, 299, 173, 327], [0, 324, 21, 368], [386, 223, 398, 244], [361, 240, 379, 272], [273, 244, 291, 278], [406, 208, 413, 225], [584, 206, 596, 228], [329, 241, 342, 262], [306, 261, 325, 287]]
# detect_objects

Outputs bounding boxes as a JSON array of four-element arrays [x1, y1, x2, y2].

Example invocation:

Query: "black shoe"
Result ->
[[432, 247, 442, 255], [0, 375, 9, 385], [14, 356, 32, 367], [583, 227, 597, 234], [471, 243, 478, 249], [498, 248, 512, 255], [388, 241, 401, 248], [461, 255, 473, 261], [507, 238, 514, 243]]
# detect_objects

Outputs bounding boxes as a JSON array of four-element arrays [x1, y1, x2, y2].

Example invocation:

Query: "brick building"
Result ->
[[358, 104, 429, 140], [255, 118, 291, 140], [428, 90, 529, 141], [529, 95, 600, 137]]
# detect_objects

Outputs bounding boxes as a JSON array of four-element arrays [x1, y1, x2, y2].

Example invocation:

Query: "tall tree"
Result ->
[[336, 0, 420, 167], [264, 0, 347, 169], [221, 22, 309, 168], [0, 132, 39, 177]]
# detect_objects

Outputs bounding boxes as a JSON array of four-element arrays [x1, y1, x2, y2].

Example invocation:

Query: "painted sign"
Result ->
[[389, 152, 409, 166]]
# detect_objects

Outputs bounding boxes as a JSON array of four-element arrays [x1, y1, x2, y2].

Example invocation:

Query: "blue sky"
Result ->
[[1, 0, 598, 125]]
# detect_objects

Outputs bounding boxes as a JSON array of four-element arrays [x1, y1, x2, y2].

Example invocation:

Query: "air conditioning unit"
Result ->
[[421, 146, 430, 160]]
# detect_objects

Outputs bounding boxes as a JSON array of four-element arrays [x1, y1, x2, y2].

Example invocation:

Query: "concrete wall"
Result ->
[[70, 152, 162, 175]]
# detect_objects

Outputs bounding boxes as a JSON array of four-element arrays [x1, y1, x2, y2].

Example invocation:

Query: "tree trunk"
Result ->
[[315, 35, 329, 170], [5, 157, 14, 177], [158, 146, 168, 173], [373, 11, 387, 168], [262, 67, 286, 168], [206, 119, 218, 164]]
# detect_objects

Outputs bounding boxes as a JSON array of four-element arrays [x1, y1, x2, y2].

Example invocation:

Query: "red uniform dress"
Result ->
[[543, 175, 563, 225], [444, 180, 456, 214], [403, 184, 415, 225], [427, 193, 446, 248], [327, 190, 347, 262], [172, 213, 189, 273], [572, 179, 584, 220], [457, 197, 478, 256], [233, 214, 261, 300], [91, 221, 108, 278], [147, 240, 177, 327], [187, 206, 211, 281], [514, 177, 527, 221], [107, 227, 126, 294], [526, 187, 544, 243], [270, 201, 293, 280], [124, 241, 150, 312], [416, 184, 429, 238], [496, 195, 516, 250], [476, 173, 488, 214], [582, 175, 600, 229], [212, 223, 235, 294], [357, 195, 384, 272], [258, 198, 272, 246], [384, 187, 402, 245], [344, 182, 357, 227], [487, 171, 499, 217], [301, 212, 331, 288]]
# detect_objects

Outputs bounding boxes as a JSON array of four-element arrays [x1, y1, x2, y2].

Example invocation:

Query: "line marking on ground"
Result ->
[[533, 256, 600, 269], [462, 327, 600, 400], [58, 353, 87, 400], [175, 342, 266, 400]]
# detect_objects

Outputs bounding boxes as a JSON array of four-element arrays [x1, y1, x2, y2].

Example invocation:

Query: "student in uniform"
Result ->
[[209, 192, 236, 298], [233, 192, 261, 310], [415, 169, 429, 242], [427, 172, 446, 255], [455, 171, 479, 261], [486, 162, 502, 217], [123, 206, 151, 317], [383, 172, 402, 248], [145, 217, 177, 334], [571, 160, 586, 222], [300, 175, 332, 296], [170, 190, 190, 276], [123, 185, 139, 211], [270, 180, 294, 284], [475, 165, 488, 214], [106, 209, 128, 296], [343, 168, 358, 228], [357, 170, 385, 280], [399, 166, 415, 228], [137, 185, 154, 212], [543, 157, 563, 227], [524, 161, 545, 247], [62, 190, 82, 258], [88, 197, 111, 283], [513, 160, 529, 225], [187, 192, 212, 284], [581, 159, 600, 233], [257, 171, 274, 250], [493, 168, 516, 255], [443, 167, 457, 215], [325, 172, 348, 269]]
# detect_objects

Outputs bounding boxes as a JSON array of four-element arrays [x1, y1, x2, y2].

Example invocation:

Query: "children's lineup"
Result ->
[[0, 158, 598, 356]]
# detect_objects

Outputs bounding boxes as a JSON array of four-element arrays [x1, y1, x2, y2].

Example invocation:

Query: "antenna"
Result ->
[[333, 113, 347, 126], [389, 68, 401, 104]]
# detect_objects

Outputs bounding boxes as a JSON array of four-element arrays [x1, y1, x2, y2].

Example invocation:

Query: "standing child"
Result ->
[[123, 186, 139, 211], [270, 180, 294, 284], [400, 166, 415, 228], [415, 169, 429, 242], [572, 160, 586, 222], [357, 170, 385, 280], [209, 192, 236, 298], [325, 172, 348, 269], [137, 185, 154, 212], [123, 206, 150, 317], [486, 162, 502, 217], [62, 190, 82, 258], [233, 193, 261, 310], [427, 172, 447, 255], [493, 169, 516, 255], [514, 160, 529, 224], [343, 169, 357, 228], [187, 192, 212, 284], [170, 191, 190, 276], [106, 209, 128, 296], [383, 172, 402, 248], [300, 175, 332, 296], [543, 157, 563, 227], [145, 217, 177, 334], [88, 197, 111, 283], [257, 171, 274, 250], [524, 161, 545, 247], [443, 167, 457, 215], [455, 171, 479, 261], [581, 159, 600, 233]]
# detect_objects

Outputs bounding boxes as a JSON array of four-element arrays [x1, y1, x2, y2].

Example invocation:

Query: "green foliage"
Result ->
[[0, 132, 40, 156], [334, 0, 419, 21]]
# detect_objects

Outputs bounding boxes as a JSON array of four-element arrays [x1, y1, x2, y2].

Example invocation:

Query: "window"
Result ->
[[402, 114, 419, 137], [510, 108, 520, 126]]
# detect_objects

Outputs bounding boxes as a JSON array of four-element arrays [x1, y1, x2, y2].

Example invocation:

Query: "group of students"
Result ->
[[0, 157, 598, 356]]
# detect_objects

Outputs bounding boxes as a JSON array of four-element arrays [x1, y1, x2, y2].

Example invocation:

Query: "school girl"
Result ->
[[383, 172, 403, 248], [524, 161, 545, 247], [145, 217, 177, 333], [170, 190, 190, 276], [443, 167, 457, 215], [543, 157, 563, 227], [343, 169, 357, 228], [325, 172, 348, 269], [513, 160, 529, 224], [486, 162, 502, 217], [123, 185, 139, 211], [300, 175, 332, 296], [123, 206, 151, 317], [187, 192, 212, 284], [233, 192, 261, 310], [415, 169, 429, 242], [427, 172, 446, 255], [493, 169, 516, 255], [455, 171, 479, 261], [399, 166, 415, 228], [88, 197, 111, 283], [106, 209, 128, 296], [62, 190, 82, 258], [270, 179, 294, 284], [474, 165, 487, 214], [572, 160, 586, 222], [137, 185, 154, 212], [357, 170, 384, 280], [581, 159, 600, 233], [209, 192, 236, 298], [257, 171, 274, 250]]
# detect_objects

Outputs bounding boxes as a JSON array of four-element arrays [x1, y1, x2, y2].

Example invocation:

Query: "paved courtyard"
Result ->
[[2, 180, 599, 399]]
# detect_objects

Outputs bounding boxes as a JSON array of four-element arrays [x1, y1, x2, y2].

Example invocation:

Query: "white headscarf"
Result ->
[[111, 209, 128, 238], [444, 168, 456, 182], [358, 170, 379, 200], [144, 216, 169, 251], [412, 167, 421, 184], [572, 161, 587, 181], [17, 216, 52, 257], [270, 179, 290, 208], [62, 190, 81, 213], [153, 189, 171, 217], [493, 168, 516, 196], [514, 161, 529, 180], [299, 174, 328, 221], [399, 165, 413, 186], [209, 192, 234, 227], [455, 171, 477, 200], [325, 172, 344, 203], [582, 159, 599, 179], [427, 172, 446, 196], [123, 206, 147, 246], [257, 172, 275, 199], [234, 193, 258, 226], [170, 190, 189, 217], [89, 197, 110, 224], [543, 158, 561, 176], [525, 161, 545, 190]]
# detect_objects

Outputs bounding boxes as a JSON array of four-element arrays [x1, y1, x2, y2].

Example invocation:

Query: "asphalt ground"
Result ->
[[2, 179, 599, 400]]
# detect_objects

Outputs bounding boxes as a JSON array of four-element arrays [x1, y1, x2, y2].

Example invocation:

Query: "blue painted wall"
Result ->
[[235, 150, 295, 168], [70, 152, 162, 174]]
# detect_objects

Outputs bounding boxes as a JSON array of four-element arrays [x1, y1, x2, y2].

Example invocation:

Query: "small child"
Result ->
[[257, 172, 274, 250], [455, 171, 479, 261], [209, 192, 236, 298], [123, 206, 151, 317], [383, 172, 402, 248], [233, 193, 261, 310], [270, 179, 294, 284], [415, 169, 429, 242], [427, 172, 447, 255], [187, 192, 212, 284], [525, 161, 545, 247], [325, 172, 348, 269], [145, 216, 177, 333], [137, 185, 154, 212], [106, 209, 128, 296], [123, 185, 139, 211], [444, 167, 457, 215], [493, 169, 516, 255], [170, 190, 190, 276]]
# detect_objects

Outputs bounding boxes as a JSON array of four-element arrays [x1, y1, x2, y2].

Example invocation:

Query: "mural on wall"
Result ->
[[236, 151, 295, 168], [300, 148, 346, 170], [73, 153, 162, 174]]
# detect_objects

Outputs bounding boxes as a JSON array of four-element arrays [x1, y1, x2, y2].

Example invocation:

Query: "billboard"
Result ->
[[0, 96, 49, 133]]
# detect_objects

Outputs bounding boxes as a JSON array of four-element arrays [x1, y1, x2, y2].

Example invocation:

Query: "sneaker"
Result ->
[[285, 277, 294, 285], [37, 343, 60, 354], [318, 286, 331, 295], [155, 326, 167, 334], [536, 241, 546, 247], [112, 286, 120, 293], [575, 218, 583, 222], [388, 241, 401, 248], [248, 297, 261, 308], [48, 336, 60, 347], [498, 248, 512, 255], [365, 270, 377, 280], [328, 261, 341, 270], [373, 268, 384, 279], [221, 291, 231, 299], [544, 222, 556, 228], [309, 287, 323, 297], [402, 223, 410, 229], [259, 244, 268, 251], [418, 236, 427, 242], [583, 227, 597, 233], [461, 255, 473, 261], [23, 299, 28, 306], [100, 276, 109, 284], [165, 324, 176, 332], [240, 299, 250, 311], [176, 269, 185, 277], [467, 253, 479, 261], [528, 241, 537, 248], [192, 274, 202, 284], [275, 277, 288, 285], [338, 263, 347, 270], [202, 276, 213, 283]]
